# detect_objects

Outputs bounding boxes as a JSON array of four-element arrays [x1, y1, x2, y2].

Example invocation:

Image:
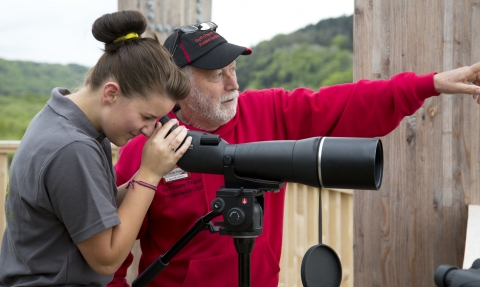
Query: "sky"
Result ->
[[0, 0, 354, 67]]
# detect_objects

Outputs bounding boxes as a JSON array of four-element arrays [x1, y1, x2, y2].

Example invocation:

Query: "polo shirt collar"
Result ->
[[48, 87, 106, 142]]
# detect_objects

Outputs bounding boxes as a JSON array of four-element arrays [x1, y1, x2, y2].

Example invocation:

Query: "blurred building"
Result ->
[[118, 0, 212, 44]]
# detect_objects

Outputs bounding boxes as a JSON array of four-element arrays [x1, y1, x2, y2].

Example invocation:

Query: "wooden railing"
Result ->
[[0, 140, 19, 246], [0, 141, 353, 287], [280, 185, 354, 287]]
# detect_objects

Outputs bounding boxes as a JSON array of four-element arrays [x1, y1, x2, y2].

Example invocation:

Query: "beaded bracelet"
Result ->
[[127, 179, 158, 192]]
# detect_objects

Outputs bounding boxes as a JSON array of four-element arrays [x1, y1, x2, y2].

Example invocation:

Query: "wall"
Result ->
[[353, 0, 480, 286]]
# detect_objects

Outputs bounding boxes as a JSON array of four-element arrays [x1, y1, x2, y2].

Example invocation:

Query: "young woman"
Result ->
[[0, 10, 192, 286]]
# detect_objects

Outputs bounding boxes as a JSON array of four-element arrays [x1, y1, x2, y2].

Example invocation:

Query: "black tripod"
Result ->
[[132, 166, 283, 287]]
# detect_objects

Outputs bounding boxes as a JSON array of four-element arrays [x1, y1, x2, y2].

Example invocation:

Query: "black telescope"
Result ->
[[162, 117, 383, 190], [133, 117, 384, 287]]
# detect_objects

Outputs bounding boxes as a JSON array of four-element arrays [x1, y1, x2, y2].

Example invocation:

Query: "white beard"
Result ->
[[186, 85, 239, 126]]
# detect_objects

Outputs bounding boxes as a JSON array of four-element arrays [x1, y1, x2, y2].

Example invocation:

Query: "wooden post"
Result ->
[[118, 0, 212, 45], [0, 141, 21, 247], [353, 0, 480, 286], [0, 153, 8, 247]]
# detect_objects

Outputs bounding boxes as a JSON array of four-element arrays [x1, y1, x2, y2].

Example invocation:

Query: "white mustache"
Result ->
[[221, 91, 239, 103]]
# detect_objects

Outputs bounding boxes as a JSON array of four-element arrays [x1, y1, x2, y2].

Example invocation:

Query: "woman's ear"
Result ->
[[102, 82, 121, 105]]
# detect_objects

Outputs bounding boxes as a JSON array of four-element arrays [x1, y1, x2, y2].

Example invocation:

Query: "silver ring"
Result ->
[[169, 144, 175, 151]]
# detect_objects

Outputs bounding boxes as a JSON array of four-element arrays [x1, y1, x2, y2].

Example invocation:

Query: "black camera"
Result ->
[[434, 259, 480, 287]]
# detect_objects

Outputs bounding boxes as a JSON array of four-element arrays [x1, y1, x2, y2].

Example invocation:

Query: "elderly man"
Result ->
[[109, 22, 480, 287]]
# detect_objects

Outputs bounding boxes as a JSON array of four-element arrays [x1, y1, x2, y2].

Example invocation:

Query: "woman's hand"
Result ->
[[137, 118, 192, 185]]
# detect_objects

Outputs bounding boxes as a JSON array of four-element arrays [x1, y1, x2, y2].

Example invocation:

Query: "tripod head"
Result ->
[[211, 187, 265, 238]]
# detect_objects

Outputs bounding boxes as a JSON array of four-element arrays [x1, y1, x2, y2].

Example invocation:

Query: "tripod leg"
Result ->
[[132, 210, 221, 287], [234, 237, 255, 287], [239, 253, 251, 287]]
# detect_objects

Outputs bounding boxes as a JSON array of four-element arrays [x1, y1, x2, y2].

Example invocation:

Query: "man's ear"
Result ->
[[102, 82, 120, 105]]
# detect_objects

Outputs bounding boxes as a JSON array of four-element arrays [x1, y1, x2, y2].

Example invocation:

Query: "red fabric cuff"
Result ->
[[413, 72, 440, 99]]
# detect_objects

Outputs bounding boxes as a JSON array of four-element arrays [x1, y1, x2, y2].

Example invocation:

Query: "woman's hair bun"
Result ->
[[92, 10, 147, 46], [85, 9, 190, 102]]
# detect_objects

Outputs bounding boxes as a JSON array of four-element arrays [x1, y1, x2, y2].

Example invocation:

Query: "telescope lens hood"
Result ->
[[318, 137, 383, 190]]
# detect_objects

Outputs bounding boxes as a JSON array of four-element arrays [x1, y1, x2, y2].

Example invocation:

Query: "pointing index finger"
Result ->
[[469, 62, 480, 74]]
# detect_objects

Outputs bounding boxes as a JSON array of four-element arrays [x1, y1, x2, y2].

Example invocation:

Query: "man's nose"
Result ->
[[225, 73, 239, 91]]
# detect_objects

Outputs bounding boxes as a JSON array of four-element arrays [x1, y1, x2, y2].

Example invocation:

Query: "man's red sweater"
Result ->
[[109, 72, 438, 287]]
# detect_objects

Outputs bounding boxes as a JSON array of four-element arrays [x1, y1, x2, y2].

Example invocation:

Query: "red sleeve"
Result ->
[[114, 135, 148, 186], [323, 72, 439, 137], [108, 252, 134, 287], [109, 136, 150, 287], [283, 72, 438, 138], [115, 135, 150, 241], [239, 72, 439, 140]]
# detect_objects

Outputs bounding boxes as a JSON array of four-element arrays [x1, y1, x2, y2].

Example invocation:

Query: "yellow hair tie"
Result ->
[[113, 32, 139, 43]]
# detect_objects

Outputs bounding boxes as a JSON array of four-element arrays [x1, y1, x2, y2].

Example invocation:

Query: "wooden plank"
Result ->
[[126, 240, 142, 284], [118, 0, 141, 10], [340, 192, 353, 287], [0, 141, 20, 247], [471, 3, 480, 205], [277, 185, 353, 287], [0, 153, 7, 246], [0, 140, 21, 154]]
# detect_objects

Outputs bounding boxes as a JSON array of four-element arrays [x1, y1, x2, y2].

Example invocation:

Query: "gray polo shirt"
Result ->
[[0, 88, 121, 286]]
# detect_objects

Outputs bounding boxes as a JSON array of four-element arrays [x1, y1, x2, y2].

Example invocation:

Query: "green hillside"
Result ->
[[0, 94, 50, 140], [236, 15, 353, 91], [0, 59, 89, 96]]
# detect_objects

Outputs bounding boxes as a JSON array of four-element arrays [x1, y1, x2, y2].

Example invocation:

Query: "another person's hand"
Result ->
[[434, 62, 480, 104], [138, 119, 192, 184]]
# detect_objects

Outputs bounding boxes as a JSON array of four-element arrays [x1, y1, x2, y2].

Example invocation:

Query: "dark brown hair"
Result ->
[[84, 10, 190, 101]]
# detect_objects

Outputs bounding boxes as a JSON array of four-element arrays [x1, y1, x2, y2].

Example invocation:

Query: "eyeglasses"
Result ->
[[169, 21, 218, 55]]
